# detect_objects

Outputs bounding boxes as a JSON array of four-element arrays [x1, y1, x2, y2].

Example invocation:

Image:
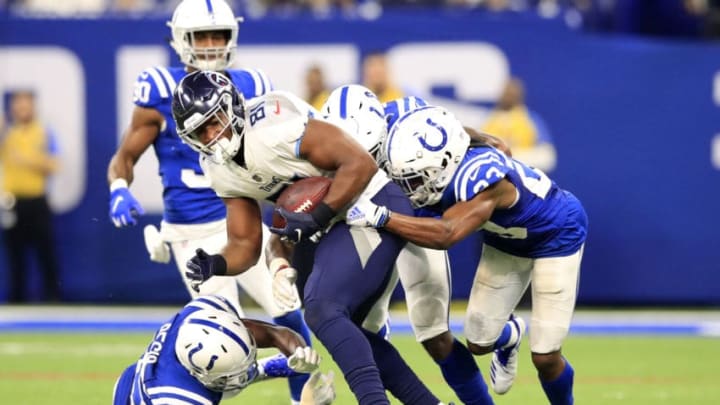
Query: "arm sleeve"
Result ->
[[258, 353, 301, 378]]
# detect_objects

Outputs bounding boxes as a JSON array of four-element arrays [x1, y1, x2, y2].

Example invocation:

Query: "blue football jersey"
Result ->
[[433, 146, 587, 258], [133, 66, 272, 224], [117, 296, 246, 405]]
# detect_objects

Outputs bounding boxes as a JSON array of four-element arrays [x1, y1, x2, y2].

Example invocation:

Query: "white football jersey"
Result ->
[[201, 90, 387, 205]]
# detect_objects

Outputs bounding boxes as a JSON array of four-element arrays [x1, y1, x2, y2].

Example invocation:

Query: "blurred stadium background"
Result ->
[[1, 0, 720, 403]]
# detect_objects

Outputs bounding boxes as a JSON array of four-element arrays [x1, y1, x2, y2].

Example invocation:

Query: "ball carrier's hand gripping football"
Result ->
[[270, 177, 334, 244]]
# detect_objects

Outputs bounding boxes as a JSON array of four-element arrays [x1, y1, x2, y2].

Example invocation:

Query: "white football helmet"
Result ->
[[384, 106, 470, 208], [321, 84, 387, 158], [167, 0, 243, 71], [175, 309, 258, 392], [383, 96, 429, 132]]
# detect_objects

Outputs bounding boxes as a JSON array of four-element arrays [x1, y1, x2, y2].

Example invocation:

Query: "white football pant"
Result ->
[[464, 244, 583, 354], [361, 242, 451, 343]]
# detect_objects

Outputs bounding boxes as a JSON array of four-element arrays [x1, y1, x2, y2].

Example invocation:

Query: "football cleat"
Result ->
[[490, 315, 526, 395]]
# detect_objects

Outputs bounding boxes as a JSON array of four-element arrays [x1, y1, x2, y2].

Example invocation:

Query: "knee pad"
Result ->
[[529, 320, 569, 354], [464, 311, 507, 346], [407, 294, 449, 342]]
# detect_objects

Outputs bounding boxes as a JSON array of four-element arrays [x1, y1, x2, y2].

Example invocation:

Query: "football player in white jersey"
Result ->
[[171, 71, 447, 405], [106, 1, 313, 403], [112, 295, 335, 405], [319, 85, 495, 405], [347, 105, 587, 405]]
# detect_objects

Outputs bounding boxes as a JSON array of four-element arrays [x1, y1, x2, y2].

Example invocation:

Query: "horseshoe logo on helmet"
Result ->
[[417, 117, 448, 152]]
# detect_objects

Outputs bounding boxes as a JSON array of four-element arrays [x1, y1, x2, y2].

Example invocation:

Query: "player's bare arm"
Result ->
[[385, 179, 517, 249], [465, 127, 512, 157], [107, 106, 163, 184], [221, 196, 264, 274], [242, 318, 306, 356], [299, 118, 377, 212]]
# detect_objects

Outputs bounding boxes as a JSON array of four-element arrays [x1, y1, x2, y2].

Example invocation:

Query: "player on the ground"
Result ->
[[317, 85, 495, 404], [171, 71, 446, 405], [112, 294, 335, 405], [347, 105, 587, 405], [106, 1, 312, 403]]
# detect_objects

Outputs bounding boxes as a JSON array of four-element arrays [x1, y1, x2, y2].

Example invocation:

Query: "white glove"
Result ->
[[300, 371, 336, 405], [287, 346, 321, 373], [345, 197, 391, 228], [143, 225, 171, 263], [269, 258, 301, 312]]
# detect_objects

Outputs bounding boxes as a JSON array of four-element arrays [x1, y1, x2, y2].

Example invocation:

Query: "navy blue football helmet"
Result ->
[[172, 70, 246, 163]]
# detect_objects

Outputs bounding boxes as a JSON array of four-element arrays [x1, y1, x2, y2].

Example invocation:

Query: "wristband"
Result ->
[[310, 202, 336, 227], [210, 254, 228, 276], [269, 257, 291, 276], [110, 178, 129, 192], [379, 210, 391, 228]]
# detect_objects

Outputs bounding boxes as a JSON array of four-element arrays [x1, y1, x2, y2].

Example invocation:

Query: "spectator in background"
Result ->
[[0, 90, 62, 303], [362, 51, 404, 103], [481, 76, 557, 172], [304, 64, 330, 111]]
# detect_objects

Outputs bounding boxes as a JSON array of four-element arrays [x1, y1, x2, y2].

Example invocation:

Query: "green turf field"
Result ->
[[1, 333, 718, 404]]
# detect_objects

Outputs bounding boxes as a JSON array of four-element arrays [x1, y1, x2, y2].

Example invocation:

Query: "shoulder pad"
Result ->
[[452, 147, 511, 201], [227, 68, 273, 99]]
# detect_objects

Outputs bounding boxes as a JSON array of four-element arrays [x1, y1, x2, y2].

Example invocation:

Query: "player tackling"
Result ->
[[348, 105, 587, 405], [170, 71, 446, 405]]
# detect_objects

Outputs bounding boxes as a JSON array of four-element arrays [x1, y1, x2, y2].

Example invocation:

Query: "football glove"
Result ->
[[186, 248, 227, 292], [300, 371, 336, 405], [269, 258, 301, 312], [288, 346, 321, 374], [270, 207, 328, 243], [109, 179, 145, 227], [345, 197, 390, 228], [143, 225, 171, 264]]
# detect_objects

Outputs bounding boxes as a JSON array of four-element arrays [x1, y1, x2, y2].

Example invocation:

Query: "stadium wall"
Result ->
[[1, 11, 719, 305]]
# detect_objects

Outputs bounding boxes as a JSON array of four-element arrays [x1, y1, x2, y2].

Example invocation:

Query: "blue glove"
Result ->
[[186, 248, 227, 292], [109, 179, 145, 227], [270, 203, 336, 244]]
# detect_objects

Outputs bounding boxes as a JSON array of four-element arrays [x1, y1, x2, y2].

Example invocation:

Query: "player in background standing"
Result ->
[[347, 105, 587, 405], [171, 71, 447, 405], [112, 294, 335, 405], [106, 1, 312, 403]]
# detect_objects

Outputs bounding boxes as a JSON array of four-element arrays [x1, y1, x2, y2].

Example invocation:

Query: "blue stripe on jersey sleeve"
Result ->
[[191, 296, 241, 319], [452, 148, 511, 202], [134, 67, 171, 108], [229, 69, 273, 99]]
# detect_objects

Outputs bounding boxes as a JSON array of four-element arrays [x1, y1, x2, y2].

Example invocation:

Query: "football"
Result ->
[[272, 176, 332, 228]]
